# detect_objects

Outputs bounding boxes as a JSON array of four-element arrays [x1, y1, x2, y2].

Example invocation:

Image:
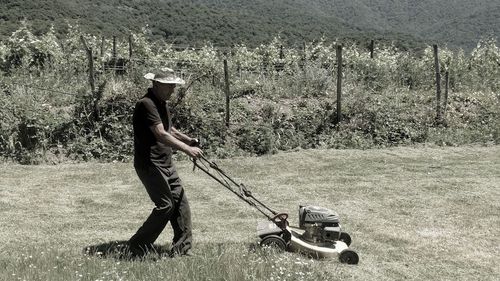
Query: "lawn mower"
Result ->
[[192, 156, 359, 264]]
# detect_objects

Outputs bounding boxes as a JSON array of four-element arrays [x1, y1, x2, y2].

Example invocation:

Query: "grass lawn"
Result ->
[[0, 145, 499, 281]]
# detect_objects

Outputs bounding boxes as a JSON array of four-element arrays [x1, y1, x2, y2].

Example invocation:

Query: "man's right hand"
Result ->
[[185, 146, 203, 159], [151, 123, 204, 158], [189, 138, 200, 147]]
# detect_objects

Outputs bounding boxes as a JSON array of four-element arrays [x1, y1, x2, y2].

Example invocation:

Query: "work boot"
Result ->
[[166, 247, 194, 258], [125, 242, 150, 260], [181, 249, 194, 257]]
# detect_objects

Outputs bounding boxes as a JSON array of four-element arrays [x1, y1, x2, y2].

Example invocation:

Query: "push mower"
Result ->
[[192, 156, 359, 265]]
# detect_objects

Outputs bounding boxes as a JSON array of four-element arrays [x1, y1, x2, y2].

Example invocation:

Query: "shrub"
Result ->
[[0, 25, 499, 163], [235, 123, 274, 155]]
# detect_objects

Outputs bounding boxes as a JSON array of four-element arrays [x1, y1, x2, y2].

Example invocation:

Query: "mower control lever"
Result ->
[[270, 213, 289, 230], [271, 213, 289, 222], [190, 138, 201, 147], [191, 155, 288, 229], [189, 138, 201, 171]]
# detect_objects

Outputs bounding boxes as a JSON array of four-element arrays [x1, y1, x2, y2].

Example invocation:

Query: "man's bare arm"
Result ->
[[171, 126, 196, 145], [150, 124, 202, 158]]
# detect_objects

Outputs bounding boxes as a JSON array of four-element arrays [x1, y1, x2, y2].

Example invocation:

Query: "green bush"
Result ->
[[0, 25, 499, 163], [235, 123, 274, 155]]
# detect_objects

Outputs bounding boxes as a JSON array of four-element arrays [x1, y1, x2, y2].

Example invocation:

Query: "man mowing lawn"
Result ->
[[128, 68, 203, 258]]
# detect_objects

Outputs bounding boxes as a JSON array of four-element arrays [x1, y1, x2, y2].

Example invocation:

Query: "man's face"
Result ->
[[154, 82, 176, 101]]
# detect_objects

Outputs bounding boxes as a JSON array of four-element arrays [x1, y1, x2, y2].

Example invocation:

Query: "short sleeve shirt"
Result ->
[[133, 88, 173, 168]]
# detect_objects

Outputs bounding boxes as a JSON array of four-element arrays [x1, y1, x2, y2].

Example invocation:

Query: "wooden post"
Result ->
[[223, 58, 231, 127], [433, 44, 442, 123], [444, 71, 449, 116], [129, 34, 133, 59], [100, 36, 105, 72], [112, 36, 117, 59], [80, 36, 95, 94], [370, 40, 374, 59], [303, 41, 307, 60], [80, 35, 99, 120], [301, 41, 306, 70], [336, 45, 343, 124], [100, 36, 105, 58], [279, 45, 284, 60], [236, 61, 241, 79]]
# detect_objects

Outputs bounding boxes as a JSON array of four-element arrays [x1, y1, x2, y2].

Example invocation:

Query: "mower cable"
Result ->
[[199, 155, 279, 216], [191, 156, 279, 220]]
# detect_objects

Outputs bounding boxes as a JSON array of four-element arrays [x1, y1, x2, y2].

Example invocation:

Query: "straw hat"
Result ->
[[144, 68, 185, 85]]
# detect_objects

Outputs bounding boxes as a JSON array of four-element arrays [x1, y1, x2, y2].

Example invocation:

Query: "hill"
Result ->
[[323, 0, 500, 50], [0, 0, 498, 50]]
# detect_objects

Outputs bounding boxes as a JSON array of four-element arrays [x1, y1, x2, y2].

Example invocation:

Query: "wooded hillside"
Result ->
[[1, 0, 498, 50]]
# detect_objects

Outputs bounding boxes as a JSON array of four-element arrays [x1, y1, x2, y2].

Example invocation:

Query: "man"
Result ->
[[128, 68, 203, 258]]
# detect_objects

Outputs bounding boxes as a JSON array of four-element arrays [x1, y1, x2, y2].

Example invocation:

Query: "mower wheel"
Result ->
[[260, 235, 287, 251], [339, 249, 359, 265], [339, 232, 352, 246]]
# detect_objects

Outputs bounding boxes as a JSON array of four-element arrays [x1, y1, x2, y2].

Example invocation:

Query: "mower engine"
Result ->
[[256, 204, 357, 263], [299, 205, 343, 244]]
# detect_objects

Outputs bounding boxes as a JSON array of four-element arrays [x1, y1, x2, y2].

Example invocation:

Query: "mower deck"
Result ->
[[257, 221, 359, 264], [288, 226, 349, 259]]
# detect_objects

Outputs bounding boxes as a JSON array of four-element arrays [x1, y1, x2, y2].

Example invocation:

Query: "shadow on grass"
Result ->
[[83, 240, 270, 261], [83, 240, 171, 261]]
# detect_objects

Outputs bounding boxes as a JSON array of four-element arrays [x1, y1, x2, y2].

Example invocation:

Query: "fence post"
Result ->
[[223, 58, 231, 128], [100, 36, 105, 72], [112, 36, 117, 60], [100, 36, 105, 58], [129, 34, 133, 59], [370, 40, 374, 59], [444, 70, 449, 116], [80, 36, 95, 94], [433, 44, 442, 123], [79, 35, 99, 120], [336, 44, 343, 124], [300, 41, 306, 70]]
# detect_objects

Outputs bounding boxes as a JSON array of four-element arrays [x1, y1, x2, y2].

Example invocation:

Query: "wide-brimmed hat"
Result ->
[[144, 68, 185, 85]]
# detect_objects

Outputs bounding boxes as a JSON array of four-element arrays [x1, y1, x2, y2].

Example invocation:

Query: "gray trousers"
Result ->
[[129, 164, 192, 255]]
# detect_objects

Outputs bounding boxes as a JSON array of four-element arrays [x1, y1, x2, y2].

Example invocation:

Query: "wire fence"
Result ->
[[3, 36, 499, 130], [6, 81, 76, 96], [1, 39, 498, 164]]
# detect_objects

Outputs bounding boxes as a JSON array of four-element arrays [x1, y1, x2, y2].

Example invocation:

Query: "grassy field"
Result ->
[[0, 145, 499, 281]]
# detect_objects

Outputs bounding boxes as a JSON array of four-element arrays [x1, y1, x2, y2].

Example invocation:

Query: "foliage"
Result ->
[[0, 22, 63, 74], [0, 24, 499, 163], [0, 81, 70, 164], [2, 0, 499, 51]]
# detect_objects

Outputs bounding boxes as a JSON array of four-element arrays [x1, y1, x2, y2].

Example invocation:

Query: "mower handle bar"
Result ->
[[191, 155, 288, 228]]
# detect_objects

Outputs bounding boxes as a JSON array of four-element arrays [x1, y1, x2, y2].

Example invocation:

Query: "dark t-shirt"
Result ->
[[133, 88, 173, 169]]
